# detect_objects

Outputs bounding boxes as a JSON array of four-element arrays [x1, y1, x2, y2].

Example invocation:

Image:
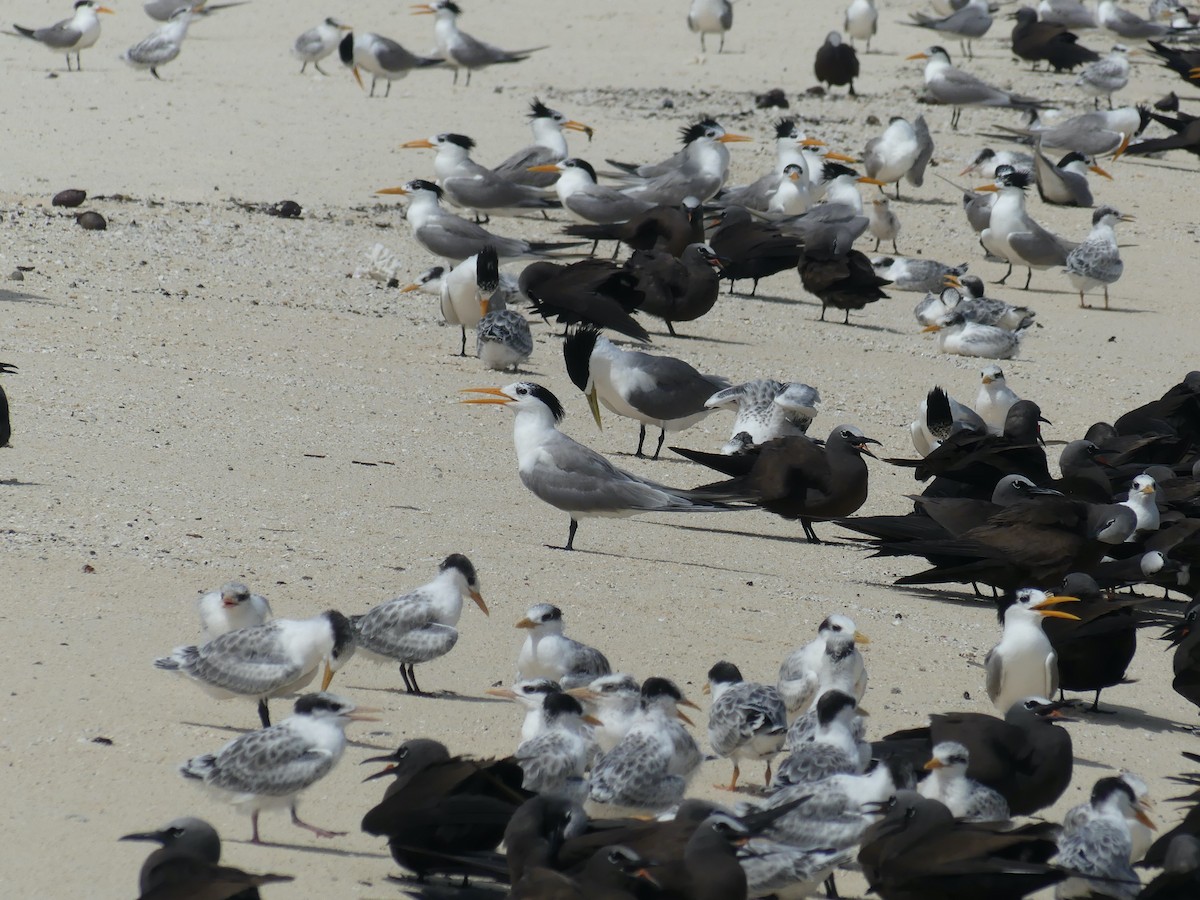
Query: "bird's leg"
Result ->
[[701, 33, 707, 52], [300, 61, 307, 74], [824, 873, 840, 899], [458, 327, 468, 356], [716, 764, 741, 791], [1103, 287, 1110, 310], [385, 80, 392, 98], [666, 321, 677, 336], [750, 278, 760, 297], [251, 811, 263, 845], [636, 425, 648, 458], [1022, 268, 1032, 290], [719, 34, 725, 53], [369, 77, 377, 98], [314, 61, 328, 76], [843, 309, 851, 325], [873, 237, 881, 251], [891, 239, 899, 254], [849, 81, 857, 97], [764, 761, 773, 787], [465, 69, 472, 87], [564, 518, 579, 551], [66, 53, 74, 71], [258, 699, 271, 727], [802, 518, 821, 544], [1089, 690, 1117, 714], [290, 804, 346, 839], [727, 279, 735, 295], [610, 242, 620, 260], [653, 428, 666, 460], [453, 67, 459, 86], [996, 262, 1012, 285], [407, 664, 424, 695], [399, 665, 414, 693], [819, 303, 828, 322], [1079, 291, 1087, 308], [151, 67, 162, 80]]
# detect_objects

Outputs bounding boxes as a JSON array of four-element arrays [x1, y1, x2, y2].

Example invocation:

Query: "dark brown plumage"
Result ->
[[519, 259, 650, 342], [622, 244, 721, 335], [1010, 7, 1099, 72], [814, 30, 859, 95]]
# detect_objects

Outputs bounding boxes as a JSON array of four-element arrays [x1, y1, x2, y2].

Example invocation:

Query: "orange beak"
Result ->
[[824, 151, 858, 163], [563, 121, 594, 139], [96, 5, 115, 12], [461, 386, 513, 406], [800, 137, 826, 147], [402, 138, 437, 149], [973, 184, 999, 192], [470, 589, 488, 615], [906, 52, 929, 60], [923, 758, 946, 770], [351, 65, 364, 91], [527, 163, 561, 173], [514, 616, 537, 629], [1033, 595, 1081, 620], [411, 4, 436, 13], [376, 186, 409, 196], [1111, 133, 1131, 161], [717, 133, 753, 143], [857, 176, 886, 186], [1089, 164, 1113, 180]]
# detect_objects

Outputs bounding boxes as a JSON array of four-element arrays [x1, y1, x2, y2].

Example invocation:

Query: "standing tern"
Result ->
[[814, 31, 860, 96], [774, 691, 868, 786], [918, 742, 1011, 822], [514, 692, 599, 801], [687, 0, 733, 52], [1066, 206, 1131, 309], [293, 18, 351, 75], [908, 45, 1047, 129], [180, 692, 377, 843], [704, 660, 787, 790], [561, 325, 728, 459], [906, 0, 994, 59], [197, 581, 272, 640], [461, 382, 737, 550], [715, 120, 840, 212], [613, 119, 752, 206], [351, 554, 486, 695], [10, 0, 113, 71], [121, 5, 199, 78], [1098, 0, 1192, 38], [868, 197, 901, 252], [863, 116, 923, 197], [705, 379, 822, 451], [1077, 44, 1132, 109], [1034, 146, 1111, 207], [402, 132, 557, 218], [476, 258, 533, 373], [378, 180, 580, 263], [845, 0, 878, 50], [978, 165, 1078, 289], [338, 30, 442, 98], [514, 603, 611, 689], [985, 589, 1081, 713], [401, 251, 486, 354], [492, 98, 594, 188], [974, 365, 1022, 432], [960, 147, 1034, 178], [155, 610, 357, 726], [412, 1, 546, 85], [532, 158, 656, 225]]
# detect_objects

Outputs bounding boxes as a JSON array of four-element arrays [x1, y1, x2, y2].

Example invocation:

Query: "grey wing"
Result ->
[[1009, 226, 1073, 267], [1067, 240, 1121, 281], [742, 840, 852, 895], [444, 172, 548, 209], [590, 734, 680, 806], [516, 733, 585, 791], [451, 32, 513, 67], [565, 640, 612, 682], [207, 727, 335, 796], [186, 625, 302, 694], [719, 172, 781, 211], [775, 743, 857, 786], [358, 597, 458, 662], [625, 357, 725, 421], [376, 37, 422, 71], [127, 33, 181, 65], [935, 68, 1009, 105], [419, 217, 523, 260], [294, 28, 325, 56], [478, 310, 533, 352], [963, 784, 1011, 822], [984, 647, 1003, 702], [667, 721, 704, 776], [1057, 820, 1138, 888], [492, 145, 557, 183], [567, 189, 655, 224], [906, 116, 935, 186], [34, 19, 83, 48]]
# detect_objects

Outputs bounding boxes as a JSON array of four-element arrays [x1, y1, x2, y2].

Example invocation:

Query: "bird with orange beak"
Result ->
[[985, 589, 1081, 712], [13, 0, 113, 71]]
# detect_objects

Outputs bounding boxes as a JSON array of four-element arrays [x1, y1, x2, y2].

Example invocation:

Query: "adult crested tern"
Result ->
[[154, 610, 357, 726], [514, 692, 599, 801], [412, 0, 546, 85], [978, 165, 1077, 289], [1011, 7, 1100, 72], [461, 382, 736, 550], [143, 0, 244, 21], [704, 660, 788, 790], [845, 0, 878, 50], [197, 581, 272, 640], [974, 365, 1022, 432], [293, 18, 351, 75], [918, 742, 1011, 822], [120, 817, 293, 896], [994, 106, 1149, 156], [561, 325, 728, 459], [907, 0, 994, 58], [1077, 44, 1132, 109], [402, 132, 557, 217], [687, 0, 733, 52], [871, 256, 967, 293], [1055, 775, 1152, 900], [1034, 146, 1111, 207], [777, 614, 869, 714], [863, 116, 924, 197], [908, 385, 987, 456], [514, 602, 612, 689], [531, 158, 656, 224], [377, 180, 578, 263], [923, 311, 1028, 359], [985, 589, 1081, 713], [402, 250, 486, 353], [613, 118, 752, 206], [715, 119, 840, 212], [813, 31, 859, 96], [338, 31, 442, 98], [180, 692, 377, 843], [623, 243, 723, 336], [908, 45, 1047, 129], [868, 196, 901, 252], [705, 379, 821, 451], [121, 5, 200, 79], [351, 554, 486, 695], [1098, 0, 1191, 38], [1066, 205, 1131, 308], [10, 0, 113, 71], [489, 102, 593, 192]]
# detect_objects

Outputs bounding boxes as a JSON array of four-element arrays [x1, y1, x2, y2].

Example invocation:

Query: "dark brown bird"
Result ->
[[519, 260, 650, 343], [0, 362, 14, 449], [120, 817, 293, 900], [563, 200, 703, 259], [814, 31, 859, 96], [1009, 7, 1099, 72], [1164, 599, 1200, 716], [707, 206, 802, 297], [674, 424, 880, 542], [75, 210, 106, 230], [799, 245, 889, 324], [1123, 112, 1200, 161], [1147, 39, 1200, 89], [623, 243, 722, 335]]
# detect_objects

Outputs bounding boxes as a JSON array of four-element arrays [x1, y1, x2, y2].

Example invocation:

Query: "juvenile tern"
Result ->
[[143, 0, 244, 21], [868, 196, 900, 252], [774, 691, 868, 786], [486, 677, 563, 741], [562, 325, 728, 459], [1054, 775, 1150, 899], [871, 256, 968, 292], [813, 31, 859, 95], [532, 158, 656, 224], [491, 98, 594, 188], [687, 0, 733, 52], [978, 165, 1077, 289], [121, 5, 199, 79], [907, 0, 994, 58], [180, 692, 376, 843], [954, 277, 1036, 330], [155, 610, 356, 726], [514, 692, 600, 800], [197, 582, 272, 640], [292, 17, 350, 75], [908, 45, 1047, 129], [918, 742, 1011, 822], [1034, 146, 1111, 207], [378, 180, 578, 263], [1119, 474, 1159, 536], [10, 0, 113, 71], [923, 311, 1028, 359], [589, 677, 702, 810], [777, 614, 869, 715], [1077, 44, 1132, 109], [338, 30, 442, 98], [1065, 205, 1131, 308], [845, 0, 878, 50], [120, 817, 293, 896], [476, 284, 534, 374], [462, 382, 737, 550], [515, 603, 612, 688], [985, 588, 1081, 713], [352, 554, 487, 694], [705, 379, 821, 451], [412, 1, 546, 85], [568, 673, 641, 752], [914, 286, 965, 329], [704, 660, 787, 790], [974, 365, 1022, 432]]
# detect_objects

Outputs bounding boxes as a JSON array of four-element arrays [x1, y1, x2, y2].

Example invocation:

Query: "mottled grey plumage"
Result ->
[[477, 308, 533, 372], [706, 662, 787, 789], [1066, 206, 1127, 308], [706, 379, 821, 453], [514, 693, 598, 800], [1054, 777, 1143, 899]]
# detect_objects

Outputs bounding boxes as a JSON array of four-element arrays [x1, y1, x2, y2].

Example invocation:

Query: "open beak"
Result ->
[[470, 589, 489, 615], [944, 274, 962, 287], [906, 51, 929, 60], [973, 183, 1000, 192], [1089, 164, 1113, 180], [800, 138, 826, 147], [717, 133, 753, 143], [1033, 595, 1081, 620], [1120, 213, 1136, 223], [347, 707, 382, 723], [1190, 66, 1200, 79], [351, 65, 364, 91], [633, 868, 661, 888], [401, 138, 436, 149], [321, 662, 335, 690], [96, 5, 115, 12], [515, 616, 537, 629], [854, 437, 881, 459], [857, 176, 886, 186], [527, 163, 562, 173], [563, 121, 594, 140], [676, 710, 695, 726], [361, 764, 398, 782], [923, 758, 946, 771], [376, 186, 408, 196], [460, 386, 513, 406], [586, 386, 603, 430], [485, 687, 517, 699]]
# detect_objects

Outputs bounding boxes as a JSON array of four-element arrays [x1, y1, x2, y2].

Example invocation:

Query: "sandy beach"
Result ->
[[3, 0, 1199, 895]]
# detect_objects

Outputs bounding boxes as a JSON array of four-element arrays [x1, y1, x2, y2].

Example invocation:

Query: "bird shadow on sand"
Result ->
[[548, 537, 771, 576], [729, 291, 803, 305], [1119, 157, 1200, 175], [0, 288, 56, 306], [650, 520, 862, 550], [226, 837, 390, 860], [0, 478, 41, 487], [342, 685, 509, 706], [1069, 702, 1196, 736], [891, 195, 954, 207], [650, 331, 752, 346], [885, 584, 1002, 610]]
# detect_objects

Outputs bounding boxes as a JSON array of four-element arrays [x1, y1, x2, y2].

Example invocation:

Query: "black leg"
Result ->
[[565, 518, 578, 551], [1022, 268, 1032, 290], [407, 664, 423, 695], [300, 61, 308, 74], [151, 67, 162, 80], [666, 321, 677, 336], [801, 518, 821, 543], [385, 80, 392, 98], [314, 61, 327, 76], [399, 666, 414, 693], [636, 424, 647, 457], [258, 699, 271, 727], [459, 327, 467, 356], [369, 77, 376, 97], [873, 237, 881, 251], [750, 278, 760, 297], [820, 303, 828, 322], [824, 872, 840, 898], [465, 69, 472, 86], [843, 309, 850, 325], [653, 428, 666, 460], [996, 262, 1012, 285]]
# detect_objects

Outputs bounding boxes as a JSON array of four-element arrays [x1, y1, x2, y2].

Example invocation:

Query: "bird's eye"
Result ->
[[1024, 699, 1038, 709], [516, 387, 527, 395], [167, 827, 184, 838]]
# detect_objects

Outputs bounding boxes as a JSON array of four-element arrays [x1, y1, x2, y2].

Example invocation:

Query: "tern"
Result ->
[[143, 0, 244, 21], [906, 0, 994, 58], [923, 311, 1028, 360], [978, 165, 1077, 289], [985, 589, 1081, 713], [1066, 206, 1131, 308], [1034, 146, 1111, 207], [532, 158, 656, 224], [868, 196, 900, 252], [863, 116, 923, 197], [960, 147, 1034, 179], [777, 614, 869, 714], [402, 251, 487, 354], [1077, 44, 1132, 109], [401, 132, 557, 218], [491, 98, 594, 189], [705, 379, 821, 451], [513, 692, 599, 801], [919, 742, 1011, 822], [121, 4, 200, 79], [561, 325, 728, 459], [845, 0, 878, 50], [715, 119, 843, 212], [338, 31, 442, 98], [974, 365, 1023, 432], [612, 118, 752, 206], [908, 45, 1047, 129], [688, 0, 733, 52], [1098, 0, 1192, 38], [568, 673, 641, 752], [9, 0, 113, 71], [487, 677, 563, 741], [197, 581, 272, 640], [990, 106, 1149, 156], [461, 382, 737, 550], [1055, 776, 1153, 899], [180, 692, 377, 844], [377, 180, 579, 263], [704, 660, 788, 791], [352, 554, 487, 695], [412, 1, 546, 85], [515, 603, 612, 689], [293, 18, 351, 75], [476, 254, 533, 372], [1038, 0, 1098, 30]]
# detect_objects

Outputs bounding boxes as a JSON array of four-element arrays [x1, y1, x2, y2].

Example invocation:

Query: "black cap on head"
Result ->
[[324, 610, 356, 659], [774, 118, 797, 138], [476, 247, 499, 293], [440, 553, 479, 585], [815, 690, 857, 724], [529, 97, 554, 119], [440, 133, 476, 151], [543, 691, 584, 718], [293, 691, 351, 715], [562, 326, 601, 393], [562, 158, 598, 182], [407, 179, 444, 197], [641, 677, 684, 703], [707, 661, 744, 684], [338, 32, 354, 64], [680, 117, 722, 145]]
